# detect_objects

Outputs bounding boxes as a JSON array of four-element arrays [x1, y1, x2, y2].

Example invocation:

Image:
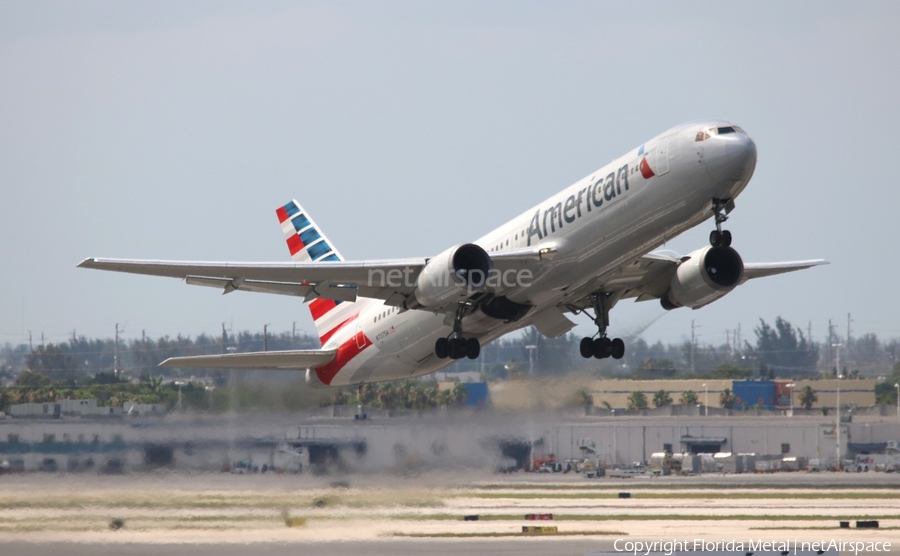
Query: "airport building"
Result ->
[[1, 407, 897, 474]]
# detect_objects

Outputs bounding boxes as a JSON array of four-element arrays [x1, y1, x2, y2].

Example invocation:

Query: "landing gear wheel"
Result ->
[[610, 338, 625, 360], [720, 230, 732, 247], [710, 229, 732, 248], [710, 198, 732, 248], [448, 338, 465, 360], [465, 338, 481, 360], [593, 337, 612, 359], [434, 337, 449, 359], [579, 337, 594, 359], [577, 292, 628, 361]]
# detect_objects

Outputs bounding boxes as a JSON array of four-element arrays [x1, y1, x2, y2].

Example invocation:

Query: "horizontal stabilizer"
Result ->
[[159, 349, 337, 370]]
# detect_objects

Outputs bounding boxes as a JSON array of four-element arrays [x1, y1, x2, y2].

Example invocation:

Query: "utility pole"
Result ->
[[847, 313, 852, 346], [691, 321, 700, 373], [221, 323, 228, 354], [828, 319, 834, 372], [847, 312, 853, 366], [292, 322, 297, 346], [263, 324, 269, 352], [833, 342, 842, 470], [726, 330, 731, 357], [28, 331, 32, 351], [114, 323, 121, 377]]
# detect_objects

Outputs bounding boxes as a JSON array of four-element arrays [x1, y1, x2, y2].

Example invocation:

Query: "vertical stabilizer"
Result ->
[[276, 200, 359, 345]]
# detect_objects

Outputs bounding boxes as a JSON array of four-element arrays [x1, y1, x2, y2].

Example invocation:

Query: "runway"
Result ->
[[1, 471, 897, 555], [0, 540, 614, 556]]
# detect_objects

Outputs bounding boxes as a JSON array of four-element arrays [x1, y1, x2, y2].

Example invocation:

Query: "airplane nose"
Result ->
[[726, 134, 757, 172]]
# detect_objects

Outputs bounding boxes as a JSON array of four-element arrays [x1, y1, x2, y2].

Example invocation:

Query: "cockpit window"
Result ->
[[695, 128, 717, 141], [696, 125, 744, 141]]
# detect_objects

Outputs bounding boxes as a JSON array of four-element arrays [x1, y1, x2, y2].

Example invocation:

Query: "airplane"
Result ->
[[79, 119, 827, 388]]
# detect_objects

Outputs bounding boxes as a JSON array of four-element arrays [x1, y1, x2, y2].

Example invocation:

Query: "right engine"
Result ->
[[410, 243, 492, 309], [660, 245, 744, 310]]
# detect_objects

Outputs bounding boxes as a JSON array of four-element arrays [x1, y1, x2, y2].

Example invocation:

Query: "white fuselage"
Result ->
[[320, 119, 757, 386]]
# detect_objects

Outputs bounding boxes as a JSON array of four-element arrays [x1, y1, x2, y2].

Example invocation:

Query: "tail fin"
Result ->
[[276, 200, 357, 345], [276, 200, 344, 263]]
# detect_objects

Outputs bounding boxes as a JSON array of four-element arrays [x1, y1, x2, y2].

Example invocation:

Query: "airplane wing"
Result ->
[[78, 257, 427, 305], [78, 245, 558, 306], [566, 252, 828, 308], [159, 349, 337, 369]]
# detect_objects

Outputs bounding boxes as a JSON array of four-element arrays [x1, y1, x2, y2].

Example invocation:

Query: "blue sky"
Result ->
[[1, 1, 898, 348]]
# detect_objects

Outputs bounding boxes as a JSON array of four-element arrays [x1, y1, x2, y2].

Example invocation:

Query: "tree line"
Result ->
[[622, 385, 820, 411], [2, 316, 899, 411]]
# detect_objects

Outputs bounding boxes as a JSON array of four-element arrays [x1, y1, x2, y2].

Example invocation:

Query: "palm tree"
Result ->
[[574, 388, 594, 407], [450, 383, 468, 406], [652, 389, 673, 408], [376, 384, 398, 410], [799, 386, 817, 410], [627, 391, 648, 410], [679, 390, 698, 405], [719, 388, 736, 409]]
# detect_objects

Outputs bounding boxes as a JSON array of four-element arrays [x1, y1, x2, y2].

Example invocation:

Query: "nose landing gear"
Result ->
[[434, 302, 481, 360], [576, 293, 625, 360], [709, 198, 733, 248]]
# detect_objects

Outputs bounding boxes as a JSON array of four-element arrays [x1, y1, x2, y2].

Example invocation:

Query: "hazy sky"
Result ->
[[2, 1, 898, 350]]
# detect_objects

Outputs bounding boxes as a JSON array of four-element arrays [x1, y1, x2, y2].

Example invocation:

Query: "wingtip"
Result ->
[[77, 257, 96, 268]]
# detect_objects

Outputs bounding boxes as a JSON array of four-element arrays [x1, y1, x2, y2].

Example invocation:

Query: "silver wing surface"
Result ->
[[565, 251, 828, 310], [79, 257, 428, 304], [78, 246, 556, 307]]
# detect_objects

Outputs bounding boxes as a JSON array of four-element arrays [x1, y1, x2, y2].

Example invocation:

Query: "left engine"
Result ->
[[660, 246, 744, 310], [410, 243, 492, 309]]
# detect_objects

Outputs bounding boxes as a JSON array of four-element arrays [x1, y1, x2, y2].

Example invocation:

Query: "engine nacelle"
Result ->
[[661, 246, 744, 310], [412, 243, 492, 309]]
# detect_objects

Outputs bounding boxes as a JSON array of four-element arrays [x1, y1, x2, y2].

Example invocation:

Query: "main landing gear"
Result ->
[[708, 198, 732, 248], [577, 293, 625, 360], [434, 302, 481, 360]]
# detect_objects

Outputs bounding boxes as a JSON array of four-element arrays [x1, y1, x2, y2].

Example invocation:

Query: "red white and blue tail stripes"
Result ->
[[277, 201, 343, 263], [276, 201, 371, 378]]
